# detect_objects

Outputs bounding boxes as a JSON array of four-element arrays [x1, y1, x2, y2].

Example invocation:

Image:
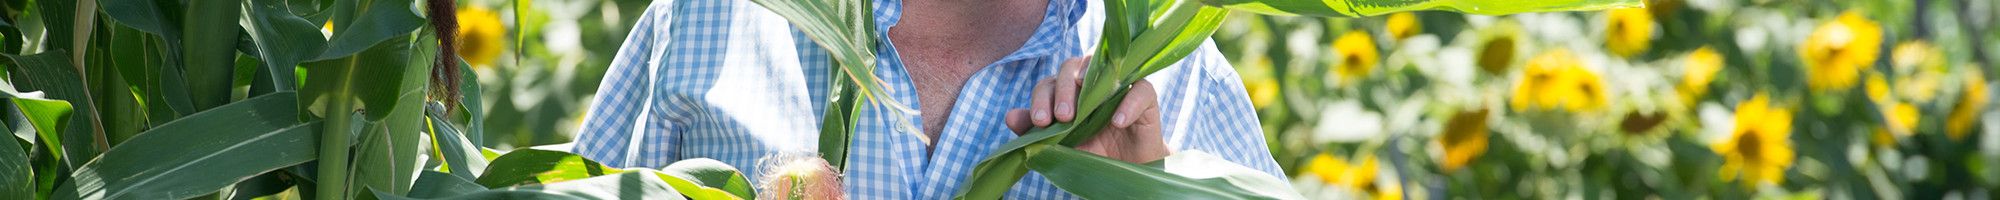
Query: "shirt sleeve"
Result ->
[[572, 0, 680, 168], [1147, 39, 1287, 179]]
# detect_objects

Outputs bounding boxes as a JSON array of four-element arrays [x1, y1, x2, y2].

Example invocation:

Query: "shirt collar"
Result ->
[[874, 0, 1086, 67]]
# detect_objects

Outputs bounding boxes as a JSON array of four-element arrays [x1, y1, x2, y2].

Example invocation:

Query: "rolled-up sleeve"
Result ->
[[572, 0, 679, 168], [1150, 40, 1285, 178]]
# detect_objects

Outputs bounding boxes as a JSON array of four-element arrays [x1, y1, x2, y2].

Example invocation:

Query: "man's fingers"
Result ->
[[1133, 102, 1167, 160], [1054, 56, 1088, 122], [1031, 78, 1055, 127], [1074, 132, 1114, 157], [1005, 109, 1032, 135], [1111, 80, 1158, 128]]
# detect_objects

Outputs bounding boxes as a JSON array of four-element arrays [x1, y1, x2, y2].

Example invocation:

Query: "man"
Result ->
[[572, 0, 1280, 198]]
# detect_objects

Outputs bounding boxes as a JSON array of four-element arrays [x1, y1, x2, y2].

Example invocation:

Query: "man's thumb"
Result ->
[[1005, 109, 1032, 135]]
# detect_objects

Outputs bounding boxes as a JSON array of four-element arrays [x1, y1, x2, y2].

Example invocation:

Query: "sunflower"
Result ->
[[1331, 31, 1379, 86], [1799, 12, 1882, 93], [1305, 153, 1401, 200], [1865, 72, 1892, 103], [1892, 41, 1946, 102], [1948, 67, 1988, 141], [1713, 94, 1795, 187], [1604, 8, 1654, 57], [1876, 100, 1921, 137], [1510, 49, 1608, 112], [1620, 110, 1669, 135], [1891, 41, 1941, 73], [456, 6, 507, 68], [1680, 46, 1724, 104], [1437, 109, 1489, 172], [1245, 77, 1280, 109], [1384, 13, 1420, 41], [1476, 28, 1520, 75]]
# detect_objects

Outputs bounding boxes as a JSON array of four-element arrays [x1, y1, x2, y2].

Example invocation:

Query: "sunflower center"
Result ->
[[1345, 54, 1366, 71], [1478, 38, 1515, 73], [1735, 131, 1763, 161]]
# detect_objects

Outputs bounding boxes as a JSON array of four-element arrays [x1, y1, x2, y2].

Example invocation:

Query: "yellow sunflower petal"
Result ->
[[1605, 8, 1654, 57]]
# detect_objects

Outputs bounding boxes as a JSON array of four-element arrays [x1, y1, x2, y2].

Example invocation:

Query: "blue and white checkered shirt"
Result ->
[[572, 0, 1282, 198]]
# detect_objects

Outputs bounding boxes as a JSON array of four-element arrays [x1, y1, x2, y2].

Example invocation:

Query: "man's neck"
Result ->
[[888, 0, 1049, 148]]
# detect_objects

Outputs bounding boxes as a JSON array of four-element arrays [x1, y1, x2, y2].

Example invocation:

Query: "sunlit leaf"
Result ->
[[381, 170, 687, 200], [58, 92, 318, 200], [475, 149, 622, 188]]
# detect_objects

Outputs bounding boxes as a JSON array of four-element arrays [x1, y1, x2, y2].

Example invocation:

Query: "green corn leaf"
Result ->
[[1, 18, 22, 54], [653, 171, 747, 200], [181, 0, 245, 111], [380, 170, 688, 200], [453, 58, 484, 145], [104, 24, 170, 126], [955, 0, 1227, 198], [1204, 0, 1642, 17], [57, 92, 319, 200], [1023, 144, 1299, 199], [13, 97, 70, 163], [658, 158, 756, 199], [223, 172, 301, 200], [82, 26, 147, 146], [311, 0, 424, 61], [953, 90, 1128, 199], [470, 148, 748, 199], [239, 0, 326, 92], [428, 112, 487, 180], [747, 0, 897, 171], [5, 51, 103, 169], [32, 0, 74, 53], [0, 120, 26, 199], [406, 171, 490, 198], [349, 27, 434, 196], [818, 71, 858, 169], [28, 141, 66, 200], [97, 0, 177, 37], [475, 149, 623, 188], [1127, 5, 1227, 79]]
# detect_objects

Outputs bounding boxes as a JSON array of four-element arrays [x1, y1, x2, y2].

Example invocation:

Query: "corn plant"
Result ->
[[948, 0, 1645, 199], [746, 0, 909, 172], [743, 0, 1645, 198], [953, 0, 1254, 198], [0, 0, 752, 199]]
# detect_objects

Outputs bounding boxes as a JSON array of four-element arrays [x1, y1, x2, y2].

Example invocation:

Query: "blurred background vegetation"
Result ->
[[457, 0, 2000, 198]]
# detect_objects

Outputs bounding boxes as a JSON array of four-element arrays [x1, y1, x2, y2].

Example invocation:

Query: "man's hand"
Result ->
[[1004, 56, 1169, 164]]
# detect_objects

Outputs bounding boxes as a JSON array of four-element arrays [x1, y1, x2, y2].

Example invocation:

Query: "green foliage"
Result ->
[[56, 93, 316, 200], [744, 0, 884, 170], [954, 0, 1234, 198], [0, 121, 26, 199], [0, 0, 753, 199], [658, 158, 757, 199]]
